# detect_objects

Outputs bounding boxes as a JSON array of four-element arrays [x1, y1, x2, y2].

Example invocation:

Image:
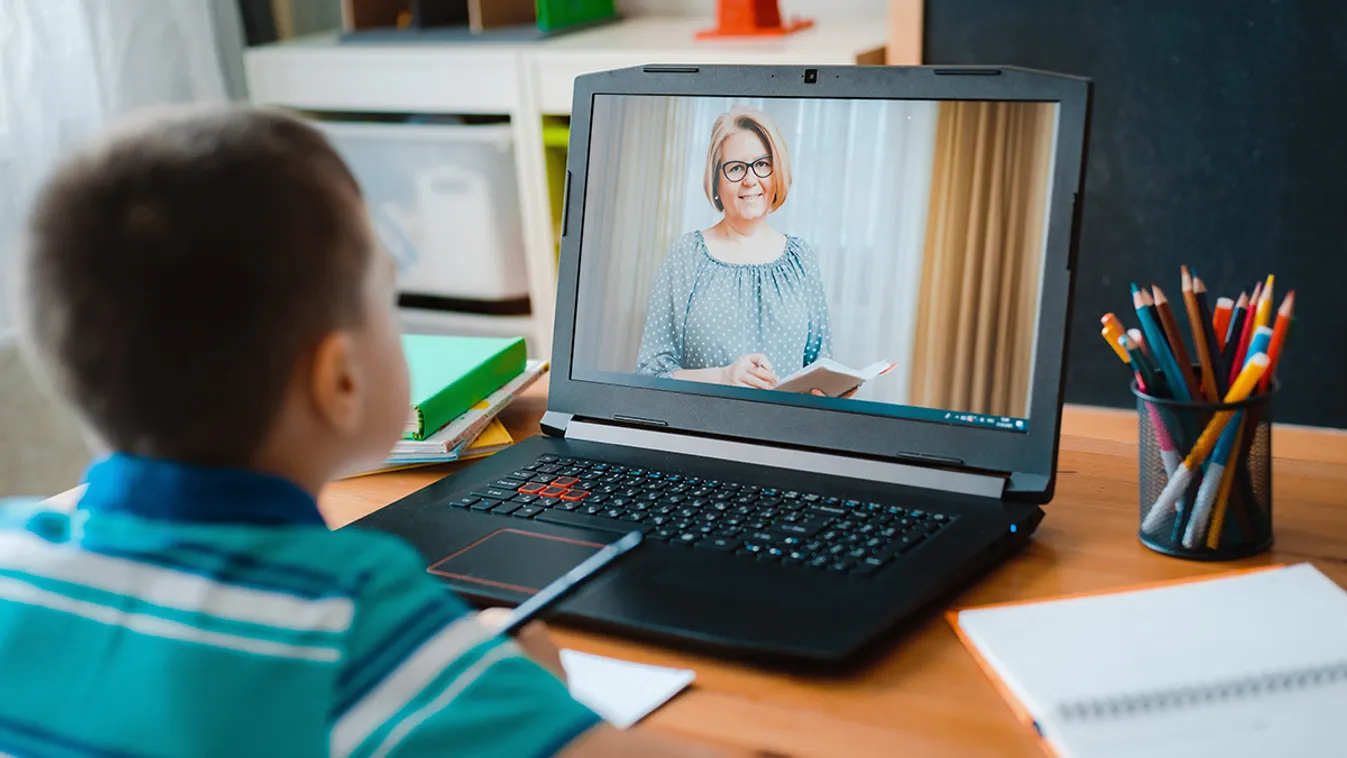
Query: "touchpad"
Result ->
[[426, 529, 604, 595]]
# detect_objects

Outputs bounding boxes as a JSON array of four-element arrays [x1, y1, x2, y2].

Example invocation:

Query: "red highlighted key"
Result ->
[[539, 486, 569, 498], [559, 490, 590, 501], [517, 482, 545, 494], [552, 477, 580, 488]]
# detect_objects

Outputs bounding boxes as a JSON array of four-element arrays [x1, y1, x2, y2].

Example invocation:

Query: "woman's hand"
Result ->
[[721, 353, 778, 389], [477, 607, 567, 683]]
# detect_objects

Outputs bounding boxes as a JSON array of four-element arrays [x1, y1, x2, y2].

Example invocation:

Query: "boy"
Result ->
[[0, 106, 720, 758]]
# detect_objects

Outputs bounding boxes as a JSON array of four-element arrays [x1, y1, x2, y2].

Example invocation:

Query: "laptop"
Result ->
[[351, 64, 1092, 668]]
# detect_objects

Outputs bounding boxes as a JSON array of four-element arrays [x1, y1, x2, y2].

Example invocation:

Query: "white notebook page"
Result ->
[[956, 564, 1347, 757]]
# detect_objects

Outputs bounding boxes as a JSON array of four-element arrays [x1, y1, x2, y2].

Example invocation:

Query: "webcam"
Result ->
[[804, 68, 818, 84]]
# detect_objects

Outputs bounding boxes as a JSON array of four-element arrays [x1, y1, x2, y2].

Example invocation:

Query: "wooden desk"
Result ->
[[320, 385, 1347, 758]]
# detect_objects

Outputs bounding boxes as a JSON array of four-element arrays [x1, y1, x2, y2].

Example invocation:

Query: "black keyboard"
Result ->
[[450, 455, 956, 578]]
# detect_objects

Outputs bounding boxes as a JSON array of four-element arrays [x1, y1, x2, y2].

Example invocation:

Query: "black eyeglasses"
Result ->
[[721, 157, 773, 182]]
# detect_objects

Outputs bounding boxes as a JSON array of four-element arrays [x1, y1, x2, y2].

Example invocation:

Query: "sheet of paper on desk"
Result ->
[[561, 649, 695, 729], [41, 484, 87, 510]]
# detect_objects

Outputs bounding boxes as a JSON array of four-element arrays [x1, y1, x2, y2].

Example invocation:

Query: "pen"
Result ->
[[1102, 326, 1130, 364], [1183, 412, 1244, 549], [1108, 332, 1179, 476], [1204, 418, 1243, 550], [498, 531, 644, 636], [1141, 352, 1270, 533]]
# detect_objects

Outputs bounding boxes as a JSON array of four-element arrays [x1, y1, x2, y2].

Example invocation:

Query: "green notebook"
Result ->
[[536, 0, 615, 32], [402, 335, 527, 440]]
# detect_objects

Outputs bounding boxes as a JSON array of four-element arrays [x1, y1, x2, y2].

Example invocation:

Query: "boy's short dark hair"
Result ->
[[21, 106, 371, 466]]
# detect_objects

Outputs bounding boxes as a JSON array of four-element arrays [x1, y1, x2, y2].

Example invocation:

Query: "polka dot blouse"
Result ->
[[635, 230, 833, 379]]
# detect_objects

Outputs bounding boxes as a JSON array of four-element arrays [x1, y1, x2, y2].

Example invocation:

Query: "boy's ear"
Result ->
[[309, 331, 363, 435]]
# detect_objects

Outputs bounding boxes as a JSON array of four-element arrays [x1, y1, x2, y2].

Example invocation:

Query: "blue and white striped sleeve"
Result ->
[[331, 539, 601, 758]]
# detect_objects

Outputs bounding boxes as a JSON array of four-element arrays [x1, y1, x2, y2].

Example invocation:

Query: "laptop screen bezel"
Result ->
[[548, 65, 1091, 502]]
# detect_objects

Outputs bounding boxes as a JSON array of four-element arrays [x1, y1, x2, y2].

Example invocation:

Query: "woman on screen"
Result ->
[[635, 107, 833, 390]]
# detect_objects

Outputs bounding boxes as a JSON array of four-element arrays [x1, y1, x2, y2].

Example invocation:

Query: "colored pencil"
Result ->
[[1132, 285, 1192, 403], [1193, 277, 1229, 396], [1254, 274, 1275, 330], [1230, 281, 1262, 385], [1212, 297, 1234, 351], [1227, 326, 1276, 533], [1141, 352, 1270, 532], [1244, 327, 1274, 375], [1152, 284, 1202, 401], [1183, 406, 1245, 548], [1122, 335, 1162, 396], [1114, 334, 1180, 477], [1128, 328, 1152, 362], [1181, 268, 1219, 401], [1221, 292, 1249, 369], [1204, 418, 1244, 550], [1260, 290, 1295, 393]]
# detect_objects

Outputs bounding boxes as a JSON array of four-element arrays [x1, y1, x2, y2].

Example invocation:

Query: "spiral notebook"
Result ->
[[948, 564, 1347, 758]]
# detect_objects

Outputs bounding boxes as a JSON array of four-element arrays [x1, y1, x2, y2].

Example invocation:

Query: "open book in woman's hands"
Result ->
[[774, 358, 897, 397]]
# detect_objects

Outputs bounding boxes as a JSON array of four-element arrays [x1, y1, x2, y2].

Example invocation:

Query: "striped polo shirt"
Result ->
[[0, 454, 600, 758]]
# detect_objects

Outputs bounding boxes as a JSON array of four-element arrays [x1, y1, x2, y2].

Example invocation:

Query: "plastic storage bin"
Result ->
[[317, 120, 529, 304]]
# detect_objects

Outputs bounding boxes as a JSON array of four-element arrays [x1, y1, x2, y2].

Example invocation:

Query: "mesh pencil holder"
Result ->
[[1134, 382, 1274, 561]]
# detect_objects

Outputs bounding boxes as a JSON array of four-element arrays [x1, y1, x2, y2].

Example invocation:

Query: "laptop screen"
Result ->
[[570, 94, 1059, 433]]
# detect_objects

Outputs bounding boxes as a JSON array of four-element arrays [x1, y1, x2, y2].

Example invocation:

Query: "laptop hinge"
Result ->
[[563, 420, 1007, 500]]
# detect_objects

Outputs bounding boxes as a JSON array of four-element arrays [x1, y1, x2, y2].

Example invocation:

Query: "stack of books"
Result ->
[[341, 335, 548, 479]]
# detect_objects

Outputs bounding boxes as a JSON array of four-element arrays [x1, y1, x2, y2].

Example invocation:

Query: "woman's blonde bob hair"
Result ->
[[703, 107, 792, 213]]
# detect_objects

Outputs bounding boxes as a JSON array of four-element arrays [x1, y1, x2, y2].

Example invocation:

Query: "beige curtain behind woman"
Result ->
[[908, 101, 1057, 418]]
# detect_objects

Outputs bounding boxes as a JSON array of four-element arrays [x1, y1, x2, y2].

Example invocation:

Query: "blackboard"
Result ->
[[925, 0, 1347, 427]]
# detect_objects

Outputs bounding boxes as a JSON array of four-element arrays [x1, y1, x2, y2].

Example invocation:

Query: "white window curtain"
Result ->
[[0, 0, 245, 339], [578, 95, 938, 405]]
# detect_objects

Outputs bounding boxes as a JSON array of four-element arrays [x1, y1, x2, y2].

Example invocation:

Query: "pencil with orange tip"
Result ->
[[1151, 284, 1202, 401], [1181, 267, 1219, 401], [1140, 352, 1270, 533], [1212, 297, 1234, 351], [1260, 290, 1295, 393]]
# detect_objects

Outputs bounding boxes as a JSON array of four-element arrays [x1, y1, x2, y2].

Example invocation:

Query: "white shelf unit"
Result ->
[[244, 16, 886, 357]]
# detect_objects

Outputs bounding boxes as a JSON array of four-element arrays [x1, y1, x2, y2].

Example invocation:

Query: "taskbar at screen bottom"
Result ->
[[568, 369, 1030, 434]]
